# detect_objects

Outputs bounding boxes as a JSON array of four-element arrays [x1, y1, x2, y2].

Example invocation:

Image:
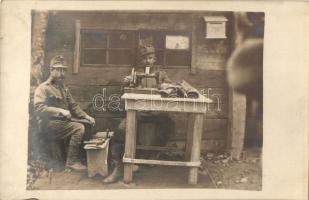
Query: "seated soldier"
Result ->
[[34, 55, 95, 171], [103, 44, 174, 183]]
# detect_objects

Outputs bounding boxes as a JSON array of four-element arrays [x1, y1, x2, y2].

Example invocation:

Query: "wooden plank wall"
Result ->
[[44, 11, 233, 152]]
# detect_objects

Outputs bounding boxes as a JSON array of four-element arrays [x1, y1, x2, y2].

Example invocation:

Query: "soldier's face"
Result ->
[[50, 67, 67, 81], [142, 54, 156, 66]]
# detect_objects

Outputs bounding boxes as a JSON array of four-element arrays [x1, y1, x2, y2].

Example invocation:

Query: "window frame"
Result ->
[[80, 29, 137, 68], [74, 26, 192, 71]]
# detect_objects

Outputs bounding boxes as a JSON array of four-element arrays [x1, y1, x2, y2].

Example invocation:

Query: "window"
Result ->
[[80, 29, 191, 68], [138, 31, 191, 67], [81, 30, 136, 66]]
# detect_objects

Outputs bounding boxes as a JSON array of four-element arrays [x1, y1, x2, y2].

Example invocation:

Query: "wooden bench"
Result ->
[[84, 138, 110, 177]]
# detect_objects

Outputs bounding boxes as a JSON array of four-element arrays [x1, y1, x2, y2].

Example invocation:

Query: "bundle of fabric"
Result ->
[[177, 80, 200, 98], [159, 80, 200, 98], [159, 83, 179, 97]]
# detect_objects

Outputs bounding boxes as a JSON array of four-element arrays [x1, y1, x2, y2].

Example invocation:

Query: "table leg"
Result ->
[[185, 114, 194, 161], [123, 110, 137, 183], [188, 113, 204, 184]]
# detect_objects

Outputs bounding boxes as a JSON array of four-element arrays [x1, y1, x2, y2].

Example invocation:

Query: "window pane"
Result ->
[[139, 32, 164, 49], [109, 32, 133, 48], [109, 50, 133, 65], [84, 49, 106, 64], [165, 51, 191, 66], [155, 50, 164, 65], [83, 32, 107, 48], [152, 32, 165, 49]]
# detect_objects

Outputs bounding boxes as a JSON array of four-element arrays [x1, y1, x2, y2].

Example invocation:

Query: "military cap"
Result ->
[[50, 55, 68, 68], [139, 44, 155, 57]]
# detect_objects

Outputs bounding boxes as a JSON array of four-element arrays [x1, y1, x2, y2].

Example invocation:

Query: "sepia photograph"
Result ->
[[0, 0, 308, 199], [27, 10, 264, 190]]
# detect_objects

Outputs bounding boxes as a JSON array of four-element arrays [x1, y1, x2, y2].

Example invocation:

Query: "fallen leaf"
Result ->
[[217, 155, 224, 159], [222, 159, 229, 164], [206, 153, 214, 160], [240, 177, 248, 183]]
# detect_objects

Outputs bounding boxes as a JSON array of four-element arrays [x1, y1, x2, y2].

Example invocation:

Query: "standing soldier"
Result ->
[[34, 55, 95, 171]]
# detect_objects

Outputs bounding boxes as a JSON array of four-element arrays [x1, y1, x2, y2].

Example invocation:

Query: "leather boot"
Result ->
[[103, 161, 123, 184]]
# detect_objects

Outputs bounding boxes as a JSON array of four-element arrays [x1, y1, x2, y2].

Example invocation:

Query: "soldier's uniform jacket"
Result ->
[[34, 77, 87, 126]]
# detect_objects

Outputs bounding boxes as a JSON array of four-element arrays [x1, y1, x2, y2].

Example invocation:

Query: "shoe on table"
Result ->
[[65, 162, 87, 172]]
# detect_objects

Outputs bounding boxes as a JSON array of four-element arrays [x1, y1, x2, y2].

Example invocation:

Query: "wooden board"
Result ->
[[197, 87, 229, 104], [173, 139, 226, 152], [185, 113, 195, 160], [227, 91, 247, 159], [123, 157, 200, 167], [124, 99, 208, 114], [48, 12, 193, 33], [124, 110, 137, 183], [67, 67, 131, 86], [136, 145, 179, 152], [206, 103, 228, 118], [68, 84, 122, 102], [123, 87, 160, 95], [69, 85, 228, 117], [188, 113, 204, 184], [63, 68, 227, 89], [74, 100, 228, 119], [170, 118, 228, 140], [122, 93, 211, 103], [89, 117, 123, 132], [165, 69, 227, 88], [73, 20, 81, 74]]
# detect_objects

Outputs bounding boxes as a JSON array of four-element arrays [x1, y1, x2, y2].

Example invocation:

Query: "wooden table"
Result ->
[[121, 93, 212, 184]]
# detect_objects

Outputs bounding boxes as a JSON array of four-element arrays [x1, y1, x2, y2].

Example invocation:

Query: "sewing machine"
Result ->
[[124, 67, 160, 94]]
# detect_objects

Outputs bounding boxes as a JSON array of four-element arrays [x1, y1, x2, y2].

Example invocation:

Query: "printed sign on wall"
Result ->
[[165, 35, 190, 50]]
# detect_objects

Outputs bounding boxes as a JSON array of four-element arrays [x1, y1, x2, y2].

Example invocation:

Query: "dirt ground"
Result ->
[[204, 147, 262, 190], [29, 147, 261, 190]]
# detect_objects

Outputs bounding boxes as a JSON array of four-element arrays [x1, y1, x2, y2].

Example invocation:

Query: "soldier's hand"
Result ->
[[85, 115, 95, 125], [60, 109, 71, 119]]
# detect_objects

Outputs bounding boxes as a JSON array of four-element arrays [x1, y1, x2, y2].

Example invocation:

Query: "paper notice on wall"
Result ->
[[165, 35, 190, 50], [206, 22, 227, 38]]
